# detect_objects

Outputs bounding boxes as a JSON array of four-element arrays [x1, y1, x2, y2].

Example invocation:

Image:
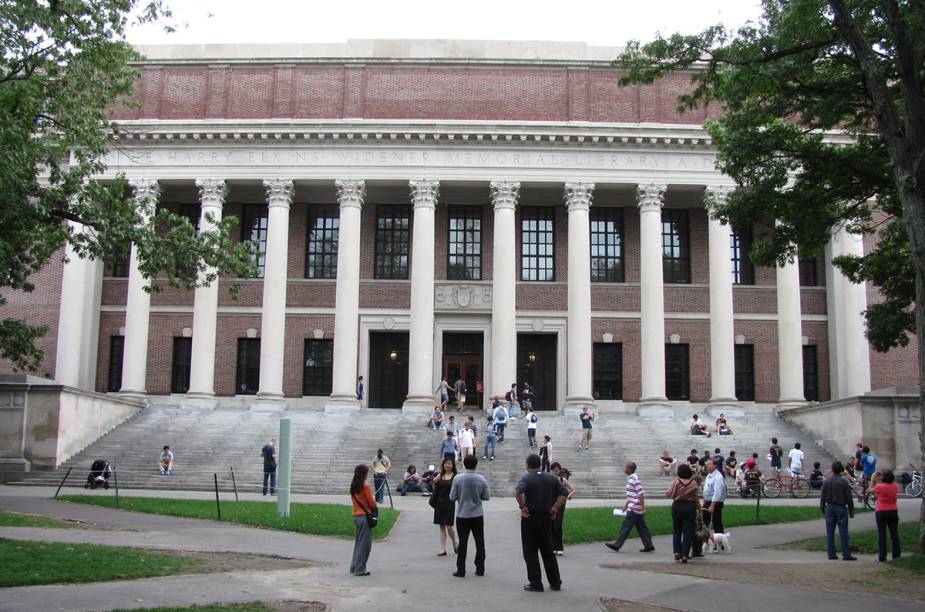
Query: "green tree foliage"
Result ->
[[0, 1, 256, 371], [615, 0, 924, 549]]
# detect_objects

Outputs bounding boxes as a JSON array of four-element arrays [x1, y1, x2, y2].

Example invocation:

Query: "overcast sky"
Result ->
[[126, 0, 764, 47]]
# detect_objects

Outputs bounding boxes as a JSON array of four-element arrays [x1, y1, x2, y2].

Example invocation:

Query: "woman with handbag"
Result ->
[[431, 457, 459, 556], [350, 463, 377, 576], [666, 463, 700, 563]]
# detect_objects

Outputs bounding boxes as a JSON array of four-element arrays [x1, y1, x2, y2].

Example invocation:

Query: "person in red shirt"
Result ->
[[869, 470, 901, 561], [350, 464, 377, 576]]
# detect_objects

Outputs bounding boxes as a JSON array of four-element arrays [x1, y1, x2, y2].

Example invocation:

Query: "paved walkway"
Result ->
[[0, 487, 922, 612]]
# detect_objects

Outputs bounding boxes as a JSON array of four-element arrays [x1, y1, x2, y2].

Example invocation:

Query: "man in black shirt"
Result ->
[[260, 437, 277, 496], [515, 454, 568, 592], [819, 461, 856, 561]]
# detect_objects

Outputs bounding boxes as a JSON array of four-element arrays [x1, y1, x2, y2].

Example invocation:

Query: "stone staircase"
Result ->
[[9, 405, 838, 499]]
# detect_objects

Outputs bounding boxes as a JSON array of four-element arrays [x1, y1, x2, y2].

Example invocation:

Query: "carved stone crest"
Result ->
[[434, 284, 491, 311]]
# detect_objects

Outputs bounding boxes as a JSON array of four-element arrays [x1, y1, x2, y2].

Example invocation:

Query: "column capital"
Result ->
[[263, 179, 294, 209], [128, 179, 160, 219], [490, 181, 520, 211], [335, 179, 366, 210], [409, 179, 440, 210], [704, 184, 735, 219], [636, 183, 666, 213], [195, 179, 228, 209], [564, 182, 595, 212]]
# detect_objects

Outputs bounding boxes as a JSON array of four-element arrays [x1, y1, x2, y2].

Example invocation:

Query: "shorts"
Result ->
[[457, 394, 466, 403], [582, 428, 593, 439]]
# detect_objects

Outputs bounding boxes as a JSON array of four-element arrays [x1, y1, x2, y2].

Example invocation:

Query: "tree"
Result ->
[[0, 0, 255, 372], [615, 0, 924, 550]]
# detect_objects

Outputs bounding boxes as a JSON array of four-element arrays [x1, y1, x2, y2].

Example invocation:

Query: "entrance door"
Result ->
[[443, 355, 482, 409], [368, 332, 409, 408], [517, 333, 557, 411]]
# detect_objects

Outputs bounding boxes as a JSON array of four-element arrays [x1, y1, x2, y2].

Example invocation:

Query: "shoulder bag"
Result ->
[[694, 509, 710, 542], [353, 494, 379, 529]]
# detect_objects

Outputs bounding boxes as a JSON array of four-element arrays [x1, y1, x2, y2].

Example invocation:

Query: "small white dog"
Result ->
[[707, 531, 732, 553]]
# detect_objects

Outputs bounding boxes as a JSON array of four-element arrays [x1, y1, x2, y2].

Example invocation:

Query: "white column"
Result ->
[[564, 182, 595, 408], [55, 222, 104, 390], [705, 186, 739, 409], [119, 179, 160, 398], [777, 255, 806, 405], [256, 179, 294, 402], [489, 181, 519, 406], [825, 225, 871, 399], [327, 180, 365, 411], [637, 183, 669, 407], [404, 179, 440, 410], [186, 179, 227, 402]]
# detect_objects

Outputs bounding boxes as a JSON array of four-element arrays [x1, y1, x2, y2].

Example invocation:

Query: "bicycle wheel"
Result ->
[[764, 480, 783, 498], [790, 478, 810, 498], [906, 480, 922, 498], [863, 491, 875, 511]]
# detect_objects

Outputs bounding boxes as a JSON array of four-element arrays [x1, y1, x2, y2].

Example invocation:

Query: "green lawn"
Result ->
[[782, 521, 919, 554], [0, 539, 202, 587], [58, 496, 399, 540], [563, 504, 836, 544], [0, 511, 79, 529]]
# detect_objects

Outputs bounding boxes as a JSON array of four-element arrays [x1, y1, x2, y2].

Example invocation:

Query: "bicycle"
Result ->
[[905, 470, 923, 498], [763, 471, 810, 499], [849, 475, 875, 510]]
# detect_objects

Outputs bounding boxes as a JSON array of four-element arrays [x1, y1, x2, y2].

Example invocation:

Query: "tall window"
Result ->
[[170, 337, 192, 394], [107, 336, 124, 392], [107, 246, 131, 278], [236, 338, 261, 395], [178, 203, 200, 233], [374, 205, 411, 279], [590, 208, 624, 282], [306, 204, 339, 279], [734, 344, 755, 401], [799, 257, 818, 286], [592, 343, 623, 400], [662, 209, 691, 284], [521, 207, 555, 281], [803, 345, 819, 401], [665, 344, 690, 400], [447, 205, 482, 280], [730, 227, 755, 285], [303, 339, 334, 396], [241, 204, 269, 277]]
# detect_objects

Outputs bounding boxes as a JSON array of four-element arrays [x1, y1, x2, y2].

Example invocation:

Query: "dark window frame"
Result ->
[[662, 209, 691, 284], [447, 205, 483, 281], [235, 338, 261, 395], [170, 336, 193, 394], [665, 343, 690, 400], [730, 226, 755, 285], [178, 203, 200, 234], [108, 246, 131, 278], [520, 206, 556, 282], [803, 345, 819, 401], [374, 204, 412, 280], [592, 342, 623, 400], [799, 257, 819, 287], [734, 344, 756, 401], [241, 203, 269, 278], [590, 207, 625, 283], [107, 336, 124, 392], [305, 204, 340, 279], [303, 338, 334, 396]]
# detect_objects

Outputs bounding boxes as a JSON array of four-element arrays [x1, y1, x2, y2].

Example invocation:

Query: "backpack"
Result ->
[[505, 391, 512, 402], [530, 413, 538, 424], [459, 381, 467, 394]]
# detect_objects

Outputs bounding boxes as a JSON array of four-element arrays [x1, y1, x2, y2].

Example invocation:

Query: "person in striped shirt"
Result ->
[[605, 462, 655, 553]]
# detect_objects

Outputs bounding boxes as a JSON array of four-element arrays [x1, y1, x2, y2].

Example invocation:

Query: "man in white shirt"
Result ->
[[459, 422, 476, 459], [788, 442, 805, 477], [695, 458, 726, 556]]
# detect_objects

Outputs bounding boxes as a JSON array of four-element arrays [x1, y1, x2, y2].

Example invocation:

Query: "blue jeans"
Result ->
[[496, 423, 506, 441], [373, 474, 387, 503], [508, 401, 519, 418], [825, 504, 851, 559], [262, 470, 276, 495], [484, 436, 496, 458]]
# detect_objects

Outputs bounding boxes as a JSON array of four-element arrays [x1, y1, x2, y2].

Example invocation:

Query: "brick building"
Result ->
[[7, 40, 919, 412]]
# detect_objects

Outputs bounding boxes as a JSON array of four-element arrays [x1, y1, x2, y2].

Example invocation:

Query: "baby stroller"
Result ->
[[85, 459, 112, 490]]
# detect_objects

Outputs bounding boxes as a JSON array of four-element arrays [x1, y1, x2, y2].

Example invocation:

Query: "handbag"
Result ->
[[353, 494, 379, 529], [694, 509, 711, 543]]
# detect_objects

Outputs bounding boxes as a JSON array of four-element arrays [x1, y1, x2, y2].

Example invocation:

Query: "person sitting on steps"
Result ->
[[690, 414, 711, 437], [658, 451, 677, 476]]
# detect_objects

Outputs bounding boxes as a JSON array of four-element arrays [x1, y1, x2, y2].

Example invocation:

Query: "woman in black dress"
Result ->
[[432, 457, 458, 556]]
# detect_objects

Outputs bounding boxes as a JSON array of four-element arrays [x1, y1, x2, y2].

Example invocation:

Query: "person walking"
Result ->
[[459, 421, 476, 459], [436, 377, 450, 411], [515, 454, 568, 592], [492, 399, 509, 444], [371, 449, 391, 503], [666, 463, 700, 563], [260, 437, 278, 496], [606, 462, 655, 553], [440, 431, 458, 463], [869, 470, 901, 562], [540, 435, 553, 472], [577, 405, 594, 450], [820, 461, 857, 561], [356, 376, 364, 401], [432, 457, 459, 556], [695, 457, 726, 557], [550, 463, 576, 556], [349, 464, 376, 576], [506, 383, 519, 419], [525, 407, 539, 447], [454, 376, 467, 412], [483, 417, 497, 461], [449, 455, 490, 577]]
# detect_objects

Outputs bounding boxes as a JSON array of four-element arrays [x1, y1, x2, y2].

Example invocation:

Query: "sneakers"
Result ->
[[555, 550, 563, 556], [605, 542, 620, 553]]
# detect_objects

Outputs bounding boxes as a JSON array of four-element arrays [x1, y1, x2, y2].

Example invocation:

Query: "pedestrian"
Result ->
[[549, 463, 576, 556], [577, 405, 594, 450], [515, 454, 568, 593], [769, 437, 783, 474], [260, 437, 277, 496], [432, 457, 459, 556], [356, 376, 364, 401], [606, 462, 655, 553], [349, 464, 376, 576], [467, 416, 479, 456], [695, 458, 726, 557], [506, 383, 519, 419], [869, 470, 901, 562], [820, 461, 857, 561], [371, 449, 391, 503], [666, 463, 700, 563], [540, 435, 553, 472], [521, 382, 534, 411], [459, 421, 476, 459], [436, 377, 450, 410], [860, 445, 878, 490], [449, 455, 490, 577], [454, 376, 468, 412], [158, 445, 174, 475], [525, 406, 539, 447], [788, 442, 805, 477], [483, 416, 497, 461], [492, 398, 508, 444], [441, 431, 458, 463]]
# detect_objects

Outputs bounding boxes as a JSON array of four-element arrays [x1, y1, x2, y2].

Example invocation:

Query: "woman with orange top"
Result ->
[[350, 463, 377, 576], [869, 470, 901, 562]]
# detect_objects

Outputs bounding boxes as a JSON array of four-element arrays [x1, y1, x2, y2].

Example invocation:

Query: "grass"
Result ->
[[563, 504, 837, 544], [0, 510, 79, 529], [58, 496, 399, 540], [0, 538, 203, 587]]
